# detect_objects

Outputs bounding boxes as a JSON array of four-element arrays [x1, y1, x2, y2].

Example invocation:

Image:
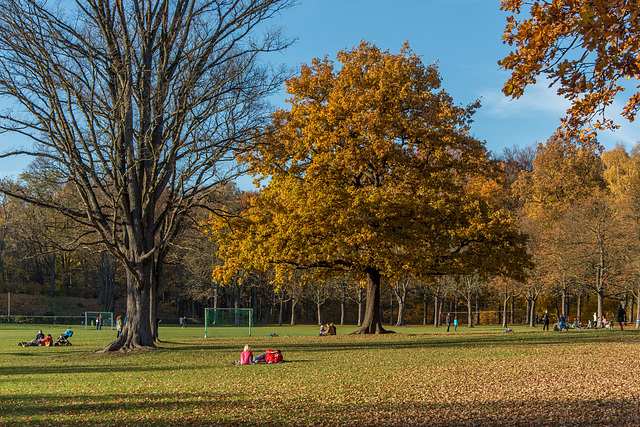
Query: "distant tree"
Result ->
[[500, 0, 640, 136], [458, 274, 480, 328], [393, 275, 420, 327], [213, 42, 531, 334], [515, 136, 604, 223], [564, 192, 626, 326], [497, 144, 536, 187], [0, 0, 293, 351]]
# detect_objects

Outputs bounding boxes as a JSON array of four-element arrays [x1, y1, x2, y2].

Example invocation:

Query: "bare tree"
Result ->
[[458, 274, 480, 328], [0, 0, 293, 351], [393, 275, 419, 327]]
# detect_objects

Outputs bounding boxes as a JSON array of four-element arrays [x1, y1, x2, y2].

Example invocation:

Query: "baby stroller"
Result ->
[[55, 330, 73, 346]]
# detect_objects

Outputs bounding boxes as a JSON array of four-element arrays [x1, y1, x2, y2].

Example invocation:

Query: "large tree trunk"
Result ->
[[98, 271, 155, 353], [352, 268, 388, 334], [150, 281, 158, 342]]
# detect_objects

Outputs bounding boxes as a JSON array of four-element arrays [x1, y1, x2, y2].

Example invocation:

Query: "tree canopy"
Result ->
[[213, 42, 531, 334], [500, 0, 640, 137], [0, 0, 293, 351]]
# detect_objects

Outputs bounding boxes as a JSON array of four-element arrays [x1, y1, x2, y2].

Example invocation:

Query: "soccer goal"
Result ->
[[204, 308, 253, 337], [84, 311, 114, 330]]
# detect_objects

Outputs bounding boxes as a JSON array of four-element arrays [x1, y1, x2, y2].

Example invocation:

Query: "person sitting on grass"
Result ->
[[232, 345, 253, 365], [41, 334, 53, 346], [327, 322, 337, 335], [19, 330, 45, 347], [319, 324, 327, 336], [240, 344, 253, 365], [572, 320, 584, 330]]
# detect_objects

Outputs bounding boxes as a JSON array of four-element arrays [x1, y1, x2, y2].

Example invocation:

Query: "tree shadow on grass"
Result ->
[[1, 392, 639, 426], [131, 329, 640, 359], [200, 330, 638, 354]]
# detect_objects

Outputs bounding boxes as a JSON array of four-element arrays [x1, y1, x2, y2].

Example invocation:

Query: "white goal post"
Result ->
[[84, 311, 114, 330], [204, 308, 253, 338]]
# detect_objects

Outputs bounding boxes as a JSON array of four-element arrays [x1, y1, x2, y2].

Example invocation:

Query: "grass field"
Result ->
[[1, 323, 640, 426]]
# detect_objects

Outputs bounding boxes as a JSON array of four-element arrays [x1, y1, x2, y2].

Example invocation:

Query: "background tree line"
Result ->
[[0, 0, 638, 348], [2, 137, 638, 328]]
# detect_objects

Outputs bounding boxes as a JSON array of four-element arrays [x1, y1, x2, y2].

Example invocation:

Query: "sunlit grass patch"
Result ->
[[1, 324, 639, 425]]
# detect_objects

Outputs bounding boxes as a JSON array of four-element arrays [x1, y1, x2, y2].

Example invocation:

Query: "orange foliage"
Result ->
[[213, 42, 530, 288], [500, 0, 640, 137]]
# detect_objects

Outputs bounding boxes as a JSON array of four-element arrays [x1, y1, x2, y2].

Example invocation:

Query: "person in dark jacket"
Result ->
[[616, 303, 626, 331], [542, 310, 550, 331]]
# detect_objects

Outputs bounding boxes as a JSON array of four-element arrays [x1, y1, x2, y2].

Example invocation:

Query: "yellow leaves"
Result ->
[[210, 41, 528, 283]]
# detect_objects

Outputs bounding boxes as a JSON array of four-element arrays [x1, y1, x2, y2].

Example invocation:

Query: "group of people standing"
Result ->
[[540, 304, 628, 331], [445, 313, 458, 332]]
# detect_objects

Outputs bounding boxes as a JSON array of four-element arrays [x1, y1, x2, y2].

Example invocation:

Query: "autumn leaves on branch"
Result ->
[[500, 0, 640, 139]]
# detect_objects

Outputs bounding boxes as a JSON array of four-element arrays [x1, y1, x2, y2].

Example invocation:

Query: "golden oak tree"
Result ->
[[500, 0, 640, 136], [603, 143, 640, 326], [213, 42, 530, 334]]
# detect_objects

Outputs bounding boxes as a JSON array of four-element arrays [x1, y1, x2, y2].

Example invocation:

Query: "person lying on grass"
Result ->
[[233, 347, 283, 365], [19, 330, 45, 347], [253, 349, 283, 364]]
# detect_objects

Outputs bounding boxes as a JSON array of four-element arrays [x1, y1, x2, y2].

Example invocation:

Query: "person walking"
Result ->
[[542, 310, 550, 331], [616, 303, 626, 331], [116, 315, 123, 338], [446, 313, 451, 332], [453, 317, 459, 332]]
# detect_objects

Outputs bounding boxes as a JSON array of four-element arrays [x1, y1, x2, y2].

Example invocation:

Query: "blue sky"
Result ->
[[267, 0, 639, 153], [1, 0, 638, 179]]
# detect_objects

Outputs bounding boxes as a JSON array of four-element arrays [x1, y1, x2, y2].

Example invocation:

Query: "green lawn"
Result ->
[[1, 323, 639, 425]]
